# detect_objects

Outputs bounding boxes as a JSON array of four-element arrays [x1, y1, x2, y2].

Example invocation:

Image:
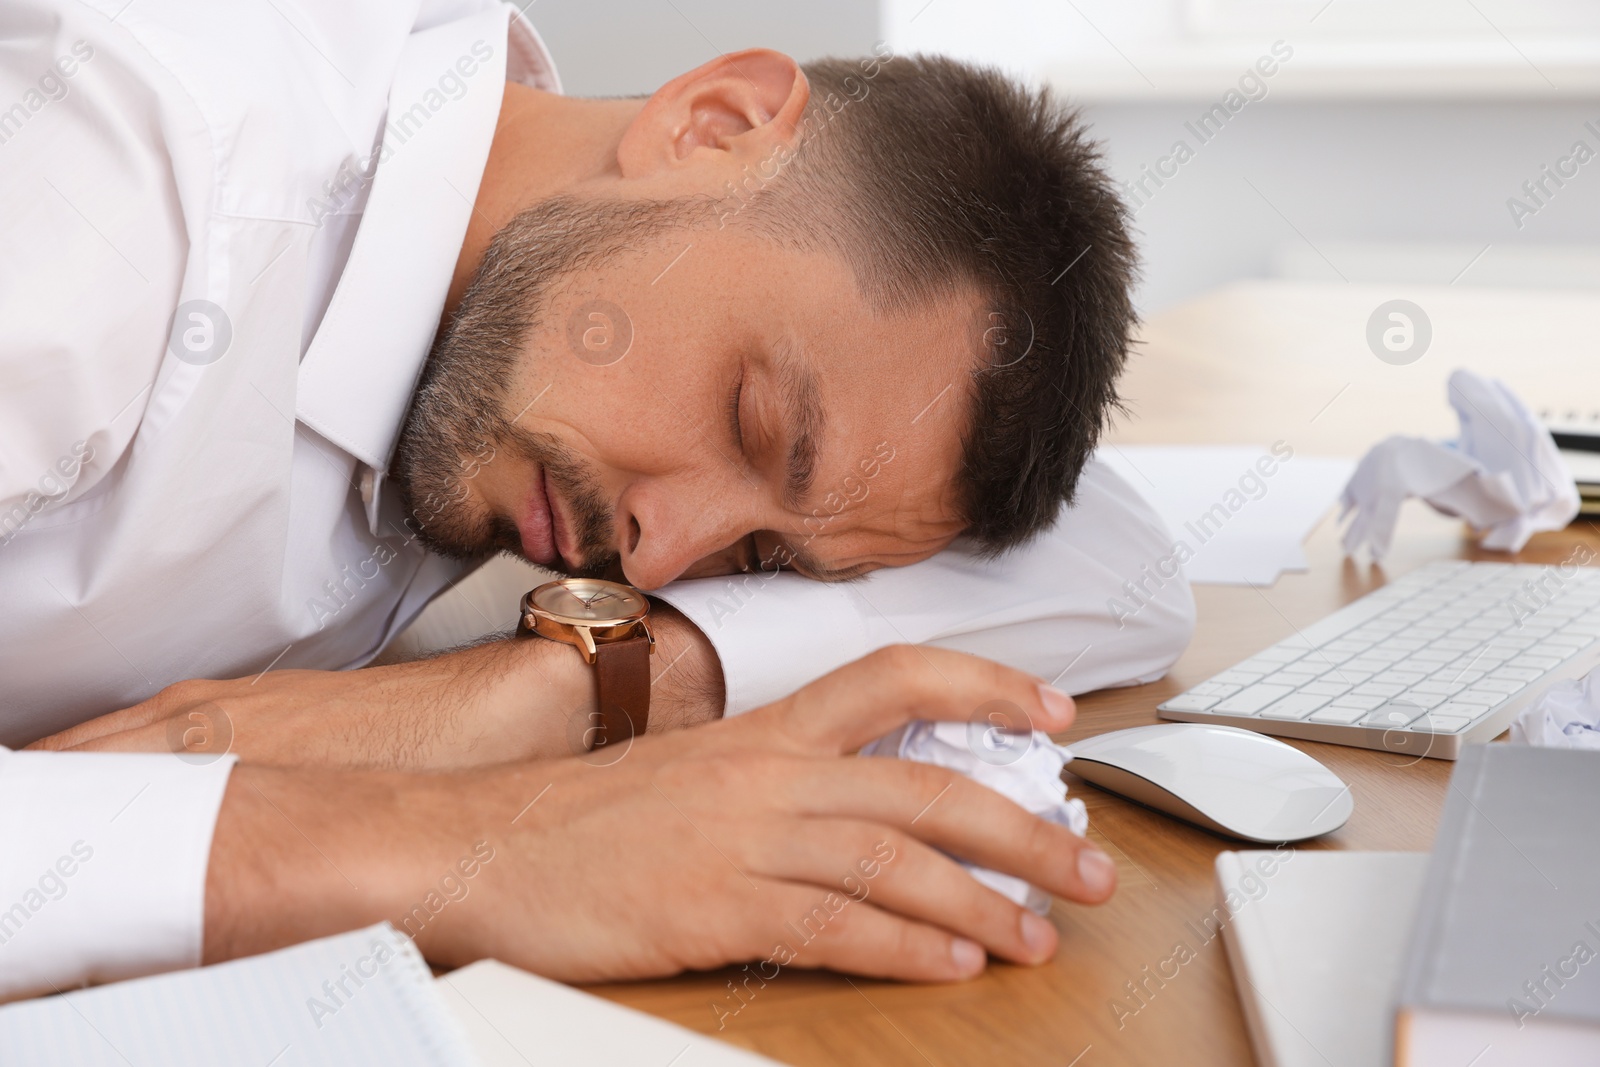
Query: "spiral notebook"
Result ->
[[1541, 408, 1600, 514]]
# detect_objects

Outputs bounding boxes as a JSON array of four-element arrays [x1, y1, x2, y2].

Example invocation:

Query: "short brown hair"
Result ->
[[746, 53, 1138, 553]]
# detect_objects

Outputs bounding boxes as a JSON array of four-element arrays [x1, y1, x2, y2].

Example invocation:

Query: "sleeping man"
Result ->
[[0, 0, 1191, 999]]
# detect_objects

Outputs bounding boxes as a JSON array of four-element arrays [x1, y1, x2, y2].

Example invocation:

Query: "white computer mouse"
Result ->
[[1066, 723, 1353, 843]]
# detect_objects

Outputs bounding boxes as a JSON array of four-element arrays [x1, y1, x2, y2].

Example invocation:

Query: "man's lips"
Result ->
[[518, 468, 580, 570], [517, 468, 557, 566]]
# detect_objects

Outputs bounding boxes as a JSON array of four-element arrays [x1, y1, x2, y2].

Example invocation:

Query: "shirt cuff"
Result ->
[[0, 749, 236, 1001], [654, 573, 870, 716]]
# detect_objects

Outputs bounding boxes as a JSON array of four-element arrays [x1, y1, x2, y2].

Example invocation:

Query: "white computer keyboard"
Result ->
[[1158, 561, 1600, 759]]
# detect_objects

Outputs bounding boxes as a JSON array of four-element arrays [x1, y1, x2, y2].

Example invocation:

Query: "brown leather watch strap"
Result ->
[[593, 633, 651, 749]]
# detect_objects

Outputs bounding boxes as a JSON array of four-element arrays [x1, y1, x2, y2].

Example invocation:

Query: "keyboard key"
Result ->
[[1252, 647, 1307, 664], [1259, 693, 1333, 720], [1431, 701, 1488, 721], [1160, 693, 1222, 712], [1215, 684, 1295, 715], [1407, 680, 1465, 697], [1265, 670, 1321, 687], [1375, 670, 1428, 686], [1415, 713, 1474, 733], [1188, 682, 1243, 698], [1329, 694, 1388, 711], [1209, 669, 1268, 685], [1409, 649, 1456, 664], [1454, 688, 1506, 706], [1512, 654, 1564, 671], [1299, 680, 1351, 697], [1362, 702, 1429, 729], [1430, 638, 1480, 652], [1473, 677, 1526, 694], [1353, 682, 1406, 698], [1398, 689, 1447, 710], [1493, 666, 1545, 683], [1321, 670, 1374, 687], [1310, 705, 1368, 725], [1544, 633, 1596, 649]]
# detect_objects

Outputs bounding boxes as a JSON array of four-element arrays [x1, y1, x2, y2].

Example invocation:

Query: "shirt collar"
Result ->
[[294, 5, 560, 534]]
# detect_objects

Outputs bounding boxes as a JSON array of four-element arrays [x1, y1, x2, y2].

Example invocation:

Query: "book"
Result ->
[[1216, 849, 1430, 1067], [1395, 745, 1600, 1066]]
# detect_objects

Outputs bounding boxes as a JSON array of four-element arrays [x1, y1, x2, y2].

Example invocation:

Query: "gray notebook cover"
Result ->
[[1398, 745, 1600, 1026]]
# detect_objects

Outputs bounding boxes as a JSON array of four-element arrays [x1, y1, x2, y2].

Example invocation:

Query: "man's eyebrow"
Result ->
[[774, 343, 824, 509]]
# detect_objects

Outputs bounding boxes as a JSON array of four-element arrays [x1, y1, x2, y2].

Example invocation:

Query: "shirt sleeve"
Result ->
[[0, 748, 235, 1002], [654, 458, 1197, 715]]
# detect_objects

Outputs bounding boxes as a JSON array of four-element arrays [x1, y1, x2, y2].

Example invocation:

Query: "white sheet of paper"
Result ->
[[1339, 370, 1580, 558], [437, 959, 785, 1066], [1097, 444, 1355, 586]]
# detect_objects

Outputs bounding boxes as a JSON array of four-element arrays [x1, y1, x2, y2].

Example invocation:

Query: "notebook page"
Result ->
[[0, 923, 477, 1066]]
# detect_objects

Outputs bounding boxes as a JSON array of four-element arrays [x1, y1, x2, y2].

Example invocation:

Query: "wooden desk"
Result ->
[[580, 281, 1600, 1066]]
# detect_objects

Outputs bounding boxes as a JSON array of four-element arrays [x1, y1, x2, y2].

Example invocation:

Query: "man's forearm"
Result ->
[[201, 648, 1113, 986], [33, 599, 725, 769], [203, 765, 412, 964]]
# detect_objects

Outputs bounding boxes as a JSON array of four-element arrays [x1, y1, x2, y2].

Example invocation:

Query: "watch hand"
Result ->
[[554, 589, 591, 612]]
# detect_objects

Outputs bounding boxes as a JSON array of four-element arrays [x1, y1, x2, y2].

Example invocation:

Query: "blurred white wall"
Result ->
[[885, 0, 1600, 313], [524, 1, 1600, 315], [522, 0, 878, 97]]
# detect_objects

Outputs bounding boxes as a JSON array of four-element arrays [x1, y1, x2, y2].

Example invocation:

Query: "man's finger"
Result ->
[[740, 819, 1058, 967], [781, 758, 1116, 906], [762, 645, 1074, 756], [761, 884, 988, 983]]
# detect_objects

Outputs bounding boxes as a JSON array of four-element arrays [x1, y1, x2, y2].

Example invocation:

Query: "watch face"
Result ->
[[528, 578, 649, 625]]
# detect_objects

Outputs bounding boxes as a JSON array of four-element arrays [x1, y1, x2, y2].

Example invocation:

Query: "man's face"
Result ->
[[393, 197, 977, 591]]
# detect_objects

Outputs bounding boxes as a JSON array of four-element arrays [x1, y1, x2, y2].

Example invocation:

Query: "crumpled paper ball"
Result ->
[[862, 720, 1088, 914]]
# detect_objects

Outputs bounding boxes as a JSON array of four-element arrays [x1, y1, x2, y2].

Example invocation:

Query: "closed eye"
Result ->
[[726, 368, 745, 456]]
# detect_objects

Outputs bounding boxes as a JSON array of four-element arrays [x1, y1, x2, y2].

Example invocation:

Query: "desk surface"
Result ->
[[581, 281, 1600, 1066]]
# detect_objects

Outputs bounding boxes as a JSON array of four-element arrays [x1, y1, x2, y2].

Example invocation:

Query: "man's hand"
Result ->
[[27, 601, 723, 769], [205, 646, 1116, 984]]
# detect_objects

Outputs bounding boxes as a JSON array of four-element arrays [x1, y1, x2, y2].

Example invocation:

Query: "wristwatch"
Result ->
[[517, 577, 654, 750]]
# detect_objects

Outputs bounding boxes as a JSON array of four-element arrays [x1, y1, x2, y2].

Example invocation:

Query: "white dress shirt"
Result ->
[[0, 0, 1193, 998]]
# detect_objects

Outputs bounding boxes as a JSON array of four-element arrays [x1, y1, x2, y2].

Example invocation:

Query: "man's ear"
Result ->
[[617, 49, 809, 177]]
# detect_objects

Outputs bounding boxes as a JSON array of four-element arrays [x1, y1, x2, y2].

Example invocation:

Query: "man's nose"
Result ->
[[616, 493, 741, 590]]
